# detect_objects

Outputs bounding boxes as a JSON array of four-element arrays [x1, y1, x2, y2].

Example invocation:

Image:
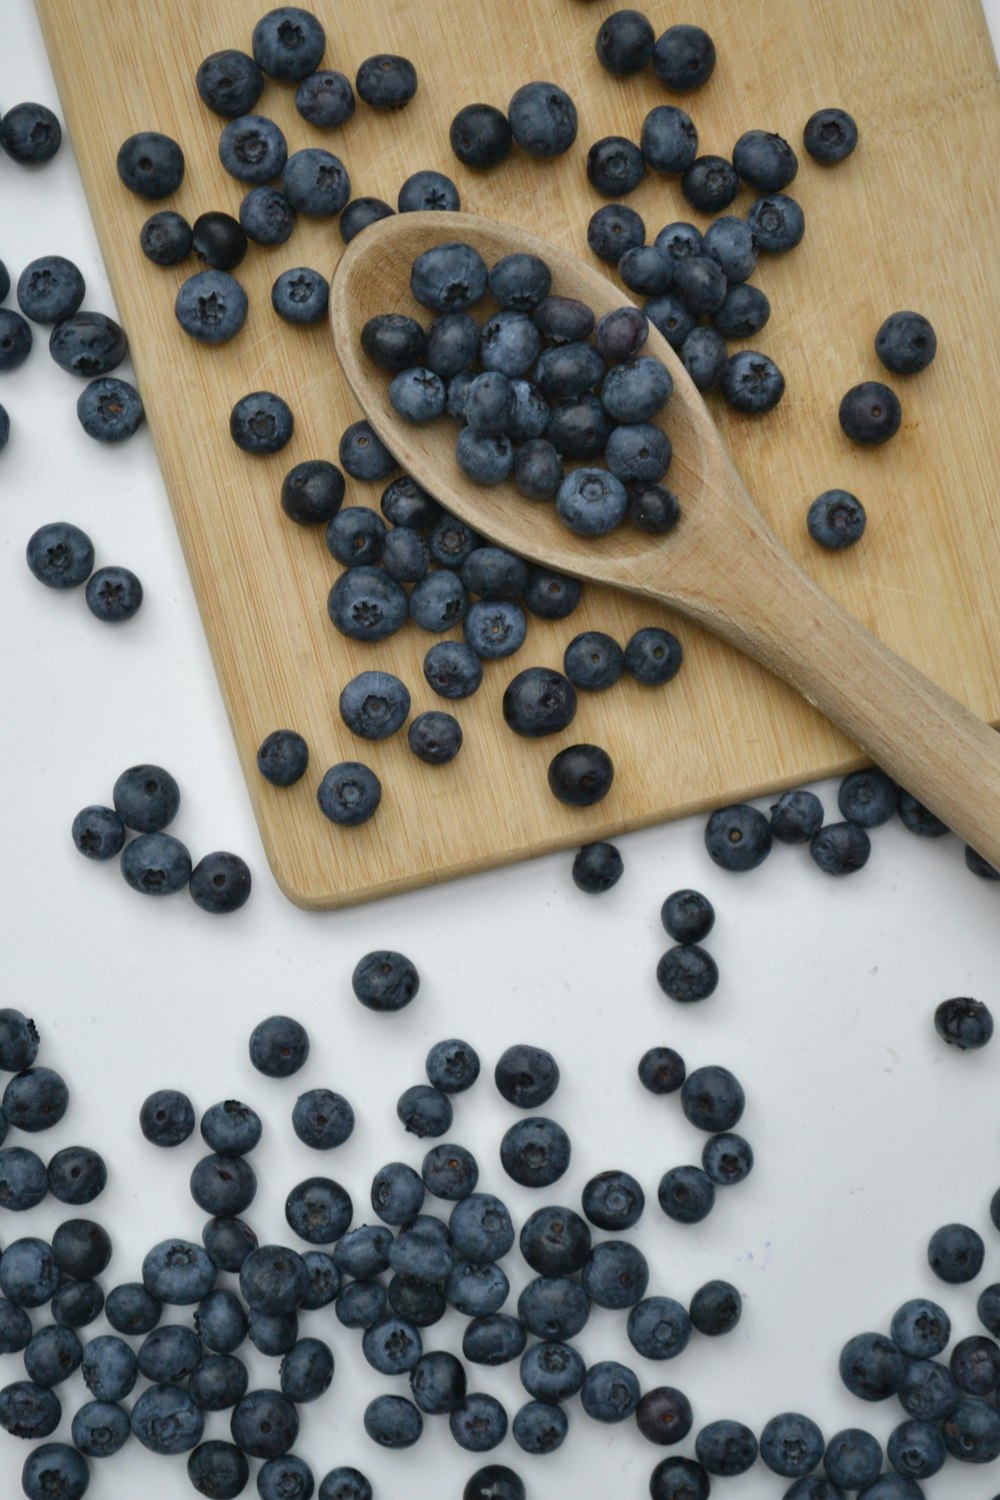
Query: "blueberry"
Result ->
[[704, 216, 758, 284], [627, 483, 681, 535], [587, 203, 646, 264], [722, 349, 785, 414], [890, 1298, 950, 1360], [681, 154, 739, 213], [548, 743, 614, 806], [627, 1295, 692, 1361], [601, 355, 672, 423], [463, 600, 527, 659], [657, 1165, 715, 1223], [624, 626, 682, 685], [0, 307, 32, 372], [408, 570, 468, 633], [408, 1350, 467, 1415], [328, 565, 408, 641], [507, 79, 577, 158], [71, 1398, 131, 1458], [519, 1341, 585, 1405], [202, 1217, 258, 1274], [192, 210, 247, 271], [572, 841, 624, 894], [256, 728, 309, 787], [656, 945, 718, 1002], [252, 7, 325, 80], [341, 419, 397, 482], [121, 831, 192, 895], [928, 1221, 985, 1283], [142, 1239, 217, 1306], [934, 996, 993, 1050], [0, 102, 61, 163], [803, 107, 859, 164], [649, 1457, 711, 1500], [289, 1089, 354, 1152], [398, 1084, 453, 1138], [652, 22, 716, 88], [587, 135, 646, 197], [421, 1142, 479, 1201], [807, 489, 866, 549], [680, 1064, 744, 1132], [352, 950, 419, 1011], [280, 461, 344, 528], [175, 269, 248, 343], [712, 282, 771, 341], [503, 666, 577, 736], [695, 1418, 759, 1475], [733, 128, 798, 191], [0, 1382, 62, 1441], [131, 1381, 205, 1454], [382, 527, 430, 583], [102, 1286, 161, 1339], [759, 1410, 825, 1477], [23, 1322, 84, 1387], [500, 1116, 571, 1188], [356, 54, 418, 109], [546, 392, 613, 457], [462, 1313, 526, 1368], [705, 801, 772, 870], [534, 294, 595, 347], [51, 1280, 104, 1329], [450, 1193, 515, 1265], [25, 516, 92, 588], [581, 1359, 641, 1423], [236, 187, 295, 246], [51, 1220, 111, 1282], [887, 1418, 946, 1480], [272, 265, 329, 324], [450, 1391, 508, 1451], [196, 49, 264, 117], [701, 1132, 753, 1186], [0, 1237, 57, 1308], [389, 1216, 455, 1282], [326, 506, 388, 567], [296, 68, 355, 126], [71, 805, 125, 861], [899, 1358, 960, 1421], [47, 1144, 106, 1206], [249, 1015, 309, 1077], [638, 1046, 686, 1094], [556, 468, 628, 536], [230, 1387, 299, 1458], [77, 377, 145, 443], [194, 1290, 248, 1354], [837, 767, 897, 826], [637, 1386, 694, 1448], [219, 114, 288, 183], [942, 1396, 1000, 1462], [422, 1040, 479, 1098], [446, 101, 512, 171], [339, 196, 395, 243], [139, 1324, 204, 1383], [748, 191, 806, 252], [261, 1453, 319, 1500], [282, 146, 350, 215], [839, 1330, 907, 1400], [230, 390, 294, 455], [456, 427, 514, 484], [417, 644, 479, 707], [335, 1279, 385, 1328], [809, 820, 871, 875], [481, 313, 543, 380], [85, 564, 144, 623], [581, 1238, 648, 1309], [21, 1444, 90, 1500], [187, 1441, 251, 1498], [950, 1333, 1000, 1395], [0, 1299, 32, 1353], [463, 1467, 524, 1500], [519, 1203, 591, 1274], [3, 1067, 68, 1133], [517, 1274, 590, 1341], [339, 669, 411, 741], [117, 130, 184, 197], [319, 1469, 373, 1500], [510, 1398, 567, 1454], [605, 422, 672, 486], [874, 309, 937, 375], [398, 169, 461, 213], [514, 438, 563, 500], [190, 1153, 257, 1218], [673, 254, 728, 317], [17, 256, 85, 324]]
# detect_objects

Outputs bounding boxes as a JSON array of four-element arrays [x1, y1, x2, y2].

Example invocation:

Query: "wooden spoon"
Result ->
[[331, 210, 1000, 868]]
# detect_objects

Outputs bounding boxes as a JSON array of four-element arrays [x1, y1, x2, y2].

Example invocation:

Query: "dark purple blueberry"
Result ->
[[463, 1466, 524, 1500], [644, 292, 697, 349], [564, 631, 624, 691], [629, 482, 681, 533], [352, 950, 419, 1012], [649, 1457, 711, 1500], [712, 282, 771, 340], [770, 787, 824, 842], [47, 1146, 106, 1205], [450, 103, 513, 168], [690, 1278, 742, 1334], [547, 743, 614, 806], [192, 211, 247, 270], [534, 294, 595, 345], [839, 380, 902, 445], [248, 1016, 309, 1078], [732, 128, 798, 191], [672, 254, 727, 316], [652, 23, 716, 89], [587, 135, 646, 197], [875, 310, 937, 374], [747, 192, 805, 252], [636, 1386, 693, 1446], [256, 729, 308, 786], [522, 568, 582, 618], [897, 790, 949, 837], [681, 155, 739, 213], [503, 666, 577, 736], [624, 626, 682, 684], [935, 997, 993, 1049], [641, 104, 698, 173], [695, 1418, 759, 1475]]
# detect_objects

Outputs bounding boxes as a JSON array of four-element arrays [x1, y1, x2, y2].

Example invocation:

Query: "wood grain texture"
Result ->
[[35, 0, 1000, 907]]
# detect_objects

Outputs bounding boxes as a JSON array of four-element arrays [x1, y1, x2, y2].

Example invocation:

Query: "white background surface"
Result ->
[[2, 2, 1000, 1497]]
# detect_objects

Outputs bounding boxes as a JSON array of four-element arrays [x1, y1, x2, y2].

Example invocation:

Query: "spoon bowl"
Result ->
[[332, 210, 1000, 868]]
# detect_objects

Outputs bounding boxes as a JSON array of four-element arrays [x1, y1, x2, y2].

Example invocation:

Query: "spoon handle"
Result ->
[[675, 519, 1000, 868]]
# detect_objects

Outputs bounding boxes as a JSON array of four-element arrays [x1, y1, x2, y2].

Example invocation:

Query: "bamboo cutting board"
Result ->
[[36, 0, 1000, 908]]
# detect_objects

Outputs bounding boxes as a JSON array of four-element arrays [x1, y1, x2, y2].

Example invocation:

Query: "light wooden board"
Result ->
[[36, 0, 1000, 908]]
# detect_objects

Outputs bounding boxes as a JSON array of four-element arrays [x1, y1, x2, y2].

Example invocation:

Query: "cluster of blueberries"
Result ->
[[70, 762, 252, 914], [4, 972, 1000, 1500], [0, 249, 141, 450], [25, 520, 143, 625], [696, 765, 1000, 882], [371, 243, 683, 540]]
